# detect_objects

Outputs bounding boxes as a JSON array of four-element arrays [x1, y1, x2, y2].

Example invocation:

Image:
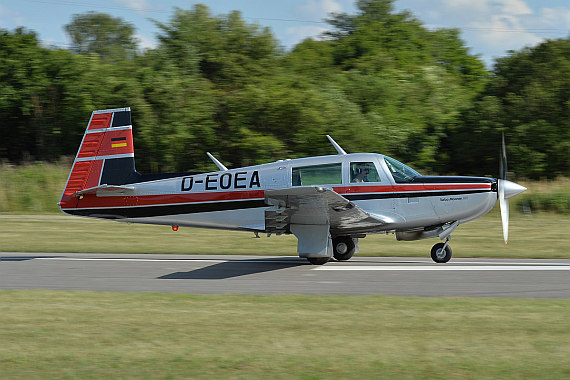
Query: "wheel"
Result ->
[[332, 236, 355, 261], [431, 242, 452, 263], [307, 257, 330, 265]]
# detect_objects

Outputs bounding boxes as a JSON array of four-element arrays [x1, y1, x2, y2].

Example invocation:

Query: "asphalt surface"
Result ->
[[1, 252, 568, 298]]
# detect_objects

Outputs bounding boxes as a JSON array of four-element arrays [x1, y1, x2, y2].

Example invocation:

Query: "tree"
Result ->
[[155, 4, 281, 85], [450, 38, 570, 178], [0, 28, 53, 161], [65, 12, 137, 62], [2, 3, 567, 180], [133, 49, 218, 172], [0, 26, 147, 163], [287, 0, 486, 171]]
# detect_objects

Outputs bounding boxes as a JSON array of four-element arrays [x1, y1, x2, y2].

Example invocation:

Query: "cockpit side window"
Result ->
[[292, 163, 342, 186], [350, 162, 380, 183], [384, 156, 420, 183]]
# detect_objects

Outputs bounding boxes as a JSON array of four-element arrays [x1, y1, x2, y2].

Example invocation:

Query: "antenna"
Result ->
[[206, 152, 228, 171], [326, 135, 347, 155]]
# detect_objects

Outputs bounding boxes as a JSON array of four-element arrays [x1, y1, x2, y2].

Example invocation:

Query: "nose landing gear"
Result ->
[[431, 238, 452, 263]]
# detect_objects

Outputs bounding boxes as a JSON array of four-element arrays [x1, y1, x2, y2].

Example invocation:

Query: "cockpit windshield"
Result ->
[[384, 156, 421, 183]]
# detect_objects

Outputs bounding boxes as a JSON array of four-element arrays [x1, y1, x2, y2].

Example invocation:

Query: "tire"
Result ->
[[431, 242, 452, 263], [307, 257, 330, 265], [333, 236, 356, 261]]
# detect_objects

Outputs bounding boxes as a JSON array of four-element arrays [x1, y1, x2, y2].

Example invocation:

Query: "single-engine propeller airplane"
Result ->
[[59, 107, 527, 264]]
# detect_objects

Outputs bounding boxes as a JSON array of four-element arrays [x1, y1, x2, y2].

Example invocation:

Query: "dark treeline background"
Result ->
[[0, 0, 568, 178]]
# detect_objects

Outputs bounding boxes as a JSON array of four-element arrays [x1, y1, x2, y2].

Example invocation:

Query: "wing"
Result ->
[[264, 186, 401, 235]]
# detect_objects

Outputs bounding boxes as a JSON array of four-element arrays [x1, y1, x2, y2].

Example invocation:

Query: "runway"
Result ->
[[1, 252, 568, 298]]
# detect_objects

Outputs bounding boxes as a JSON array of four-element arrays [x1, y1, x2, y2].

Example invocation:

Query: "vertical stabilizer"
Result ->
[[59, 107, 135, 210]]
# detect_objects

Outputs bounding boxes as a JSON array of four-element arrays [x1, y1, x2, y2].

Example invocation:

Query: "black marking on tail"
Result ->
[[112, 110, 131, 127], [100, 157, 137, 185]]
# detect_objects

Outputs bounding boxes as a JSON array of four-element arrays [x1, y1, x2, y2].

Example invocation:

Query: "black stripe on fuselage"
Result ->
[[65, 199, 267, 219], [410, 176, 496, 184]]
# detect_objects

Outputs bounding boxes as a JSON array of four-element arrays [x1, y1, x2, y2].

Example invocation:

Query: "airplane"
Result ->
[[59, 107, 527, 265]]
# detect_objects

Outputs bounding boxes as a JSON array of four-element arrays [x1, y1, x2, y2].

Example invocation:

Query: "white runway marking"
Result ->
[[440, 261, 569, 266], [34, 257, 229, 263], [313, 265, 569, 271]]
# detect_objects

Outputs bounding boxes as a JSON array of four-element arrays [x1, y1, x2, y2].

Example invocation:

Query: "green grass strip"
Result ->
[[0, 290, 568, 379]]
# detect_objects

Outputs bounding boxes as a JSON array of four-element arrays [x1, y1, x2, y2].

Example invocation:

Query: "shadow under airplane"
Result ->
[[158, 257, 307, 280]]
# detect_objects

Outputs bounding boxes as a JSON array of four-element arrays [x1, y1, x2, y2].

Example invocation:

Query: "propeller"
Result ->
[[498, 133, 509, 245], [497, 133, 527, 246]]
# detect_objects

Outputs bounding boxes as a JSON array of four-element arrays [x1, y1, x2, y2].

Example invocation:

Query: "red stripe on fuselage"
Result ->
[[66, 189, 266, 209], [61, 183, 491, 210]]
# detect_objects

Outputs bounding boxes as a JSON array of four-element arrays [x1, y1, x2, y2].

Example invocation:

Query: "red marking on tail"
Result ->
[[77, 132, 105, 159], [87, 112, 112, 130], [98, 129, 134, 156], [60, 160, 104, 208]]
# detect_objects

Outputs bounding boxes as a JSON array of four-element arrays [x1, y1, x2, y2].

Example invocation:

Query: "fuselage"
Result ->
[[62, 152, 498, 235]]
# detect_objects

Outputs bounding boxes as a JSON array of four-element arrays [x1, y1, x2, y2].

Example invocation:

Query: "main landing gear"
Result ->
[[332, 236, 356, 261], [306, 236, 356, 265], [431, 238, 452, 263]]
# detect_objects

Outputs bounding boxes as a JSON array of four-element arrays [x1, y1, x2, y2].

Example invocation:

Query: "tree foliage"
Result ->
[[65, 12, 137, 62], [0, 0, 568, 179], [450, 37, 570, 178]]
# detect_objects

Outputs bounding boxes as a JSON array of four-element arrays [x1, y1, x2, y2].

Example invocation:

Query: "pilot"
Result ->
[[352, 163, 372, 183]]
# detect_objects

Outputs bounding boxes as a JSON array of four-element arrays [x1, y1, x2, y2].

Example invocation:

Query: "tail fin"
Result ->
[[59, 107, 136, 209]]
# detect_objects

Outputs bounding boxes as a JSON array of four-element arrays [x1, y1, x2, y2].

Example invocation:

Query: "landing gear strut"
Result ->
[[431, 238, 452, 263]]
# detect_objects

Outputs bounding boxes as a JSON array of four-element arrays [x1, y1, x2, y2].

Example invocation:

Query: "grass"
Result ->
[[0, 290, 568, 379], [0, 211, 568, 258], [0, 160, 70, 213], [515, 178, 570, 214]]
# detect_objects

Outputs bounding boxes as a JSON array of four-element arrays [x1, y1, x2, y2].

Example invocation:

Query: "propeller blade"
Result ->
[[497, 135, 526, 246], [500, 132, 508, 180], [498, 179, 509, 246]]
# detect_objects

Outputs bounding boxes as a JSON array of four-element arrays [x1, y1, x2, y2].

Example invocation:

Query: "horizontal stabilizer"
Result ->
[[73, 184, 135, 197]]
